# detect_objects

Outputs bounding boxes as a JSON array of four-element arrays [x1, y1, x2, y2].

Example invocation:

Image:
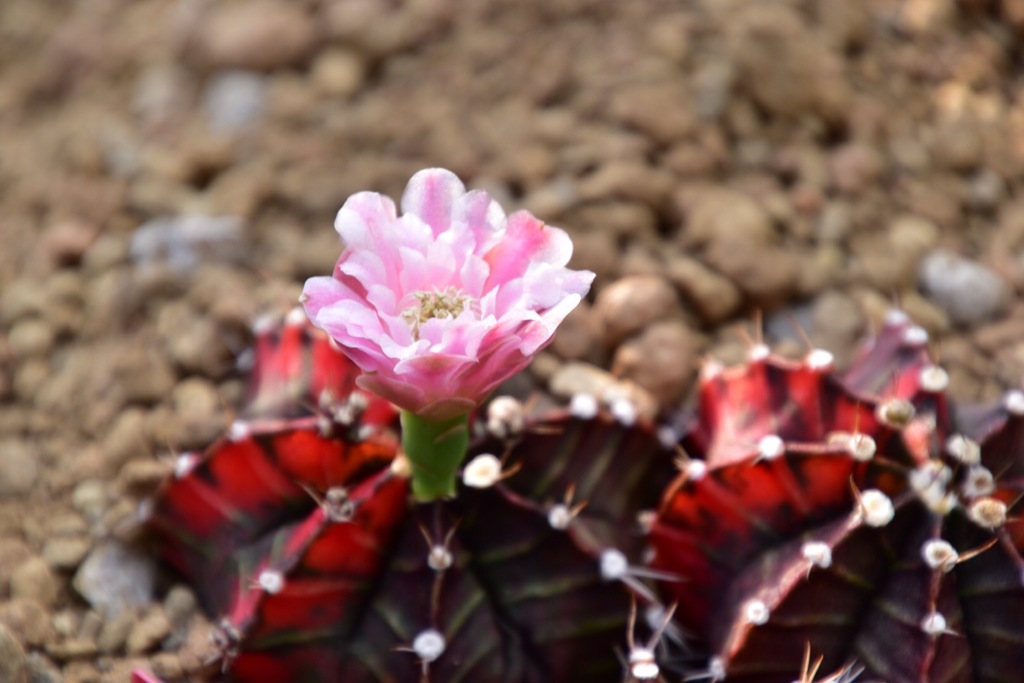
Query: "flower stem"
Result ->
[[400, 410, 470, 501]]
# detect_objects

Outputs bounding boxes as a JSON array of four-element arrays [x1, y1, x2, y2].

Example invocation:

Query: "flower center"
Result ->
[[403, 288, 470, 339]]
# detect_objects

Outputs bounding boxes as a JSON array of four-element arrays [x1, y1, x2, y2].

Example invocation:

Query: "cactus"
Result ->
[[650, 313, 1024, 683], [144, 313, 675, 682]]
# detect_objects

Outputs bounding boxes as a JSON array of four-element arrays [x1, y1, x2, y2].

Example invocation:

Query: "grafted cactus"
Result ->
[[144, 313, 675, 682], [651, 313, 1024, 683]]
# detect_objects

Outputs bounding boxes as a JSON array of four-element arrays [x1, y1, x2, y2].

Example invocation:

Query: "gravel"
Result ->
[[2, 0, 1024, 678]]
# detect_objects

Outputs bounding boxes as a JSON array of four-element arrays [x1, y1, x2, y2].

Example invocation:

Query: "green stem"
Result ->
[[400, 411, 470, 501]]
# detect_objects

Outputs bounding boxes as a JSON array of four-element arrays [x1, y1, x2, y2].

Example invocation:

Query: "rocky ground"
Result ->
[[1, 0, 1024, 680]]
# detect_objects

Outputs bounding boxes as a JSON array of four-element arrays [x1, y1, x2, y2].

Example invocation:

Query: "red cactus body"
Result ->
[[144, 313, 675, 682], [651, 314, 1024, 683]]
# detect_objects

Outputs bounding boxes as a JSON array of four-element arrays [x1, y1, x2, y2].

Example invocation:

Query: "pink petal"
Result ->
[[401, 168, 466, 237], [334, 191, 397, 247]]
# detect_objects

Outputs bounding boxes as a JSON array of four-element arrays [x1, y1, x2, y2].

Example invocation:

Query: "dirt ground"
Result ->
[[2, 0, 1024, 680]]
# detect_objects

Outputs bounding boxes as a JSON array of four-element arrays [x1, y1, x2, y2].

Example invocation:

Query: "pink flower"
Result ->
[[302, 168, 595, 421]]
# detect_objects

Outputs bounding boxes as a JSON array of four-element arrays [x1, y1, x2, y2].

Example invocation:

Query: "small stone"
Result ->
[[619, 244, 665, 278], [7, 319, 56, 358], [729, 5, 849, 121], [117, 459, 171, 496], [10, 558, 59, 608], [125, 606, 172, 655], [829, 143, 884, 195], [150, 652, 185, 680], [612, 321, 700, 407], [797, 246, 843, 295], [163, 585, 197, 629], [59, 660, 101, 682], [42, 537, 92, 571], [192, 1, 318, 71], [967, 168, 1005, 210], [919, 250, 1011, 326], [550, 300, 599, 361], [37, 220, 99, 268], [0, 440, 39, 497], [0, 599, 55, 648], [0, 623, 28, 683], [0, 538, 33, 593], [116, 343, 178, 406], [818, 201, 852, 243], [96, 609, 135, 654], [594, 275, 680, 346], [203, 70, 267, 133], [51, 611, 77, 639], [311, 48, 366, 98], [692, 60, 734, 120], [899, 0, 956, 34], [130, 214, 243, 273], [133, 63, 191, 129], [851, 215, 939, 291], [609, 83, 693, 145], [575, 161, 675, 211], [45, 637, 98, 662], [666, 253, 742, 323], [567, 230, 619, 287], [679, 187, 774, 248], [71, 480, 108, 521], [167, 377, 226, 447], [156, 302, 231, 376], [73, 540, 156, 619], [101, 408, 148, 473], [22, 654, 61, 683], [931, 118, 984, 171]]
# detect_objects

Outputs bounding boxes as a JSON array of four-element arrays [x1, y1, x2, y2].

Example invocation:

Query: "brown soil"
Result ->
[[1, 0, 1023, 681]]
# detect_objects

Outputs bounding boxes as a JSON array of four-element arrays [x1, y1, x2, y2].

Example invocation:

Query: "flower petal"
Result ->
[[401, 168, 466, 238]]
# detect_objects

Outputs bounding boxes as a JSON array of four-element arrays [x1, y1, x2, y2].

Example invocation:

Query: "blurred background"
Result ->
[[1, 0, 1024, 679]]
